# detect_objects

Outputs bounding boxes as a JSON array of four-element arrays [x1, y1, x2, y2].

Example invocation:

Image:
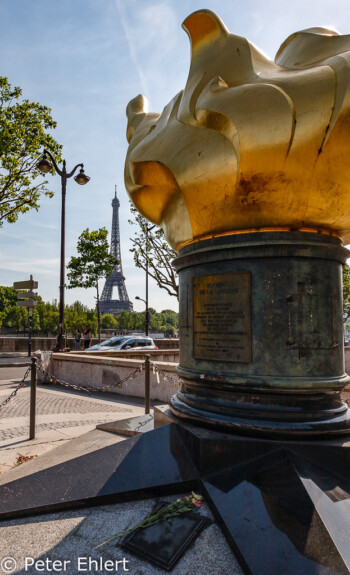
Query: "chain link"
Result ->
[[134, 414, 154, 432], [150, 361, 182, 387], [0, 365, 31, 412], [39, 365, 143, 395]]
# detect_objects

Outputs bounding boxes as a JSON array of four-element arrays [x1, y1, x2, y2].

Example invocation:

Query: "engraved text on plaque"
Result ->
[[193, 272, 251, 362]]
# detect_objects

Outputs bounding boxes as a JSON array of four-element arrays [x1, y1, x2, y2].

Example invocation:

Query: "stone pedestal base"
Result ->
[[171, 232, 350, 436]]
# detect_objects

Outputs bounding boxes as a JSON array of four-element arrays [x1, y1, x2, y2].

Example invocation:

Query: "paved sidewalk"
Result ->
[[0, 356, 242, 575], [0, 364, 147, 473], [0, 494, 241, 575]]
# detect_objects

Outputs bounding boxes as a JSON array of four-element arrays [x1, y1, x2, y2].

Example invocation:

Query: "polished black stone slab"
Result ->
[[0, 424, 200, 520], [121, 501, 209, 571], [0, 415, 349, 575], [203, 450, 350, 574]]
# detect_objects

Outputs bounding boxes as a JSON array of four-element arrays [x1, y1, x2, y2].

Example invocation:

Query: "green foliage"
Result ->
[[0, 284, 178, 337], [129, 204, 178, 299], [343, 264, 350, 322], [66, 227, 116, 341], [84, 309, 98, 335], [40, 306, 59, 335], [65, 301, 90, 336], [66, 228, 116, 290], [149, 311, 163, 332], [101, 314, 118, 330], [3, 305, 28, 332], [160, 309, 179, 329], [0, 285, 17, 312], [0, 77, 62, 226], [116, 310, 143, 331]]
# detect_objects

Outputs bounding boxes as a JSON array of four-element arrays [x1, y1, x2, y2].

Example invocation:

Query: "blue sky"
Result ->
[[0, 0, 349, 313]]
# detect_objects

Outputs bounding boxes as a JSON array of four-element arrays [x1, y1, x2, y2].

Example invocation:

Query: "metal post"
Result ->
[[144, 354, 151, 414], [28, 307, 33, 357], [37, 150, 89, 353], [145, 227, 149, 337], [145, 225, 155, 337], [58, 164, 67, 352], [29, 356, 37, 440]]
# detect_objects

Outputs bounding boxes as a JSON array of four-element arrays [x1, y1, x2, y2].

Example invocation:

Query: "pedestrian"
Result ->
[[74, 328, 81, 350], [83, 328, 92, 350]]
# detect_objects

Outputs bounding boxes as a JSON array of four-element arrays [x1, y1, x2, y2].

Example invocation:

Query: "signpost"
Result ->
[[13, 276, 39, 440], [13, 276, 38, 358]]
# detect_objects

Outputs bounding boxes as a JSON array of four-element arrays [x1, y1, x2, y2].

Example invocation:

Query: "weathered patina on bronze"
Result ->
[[171, 231, 350, 436], [193, 272, 251, 363]]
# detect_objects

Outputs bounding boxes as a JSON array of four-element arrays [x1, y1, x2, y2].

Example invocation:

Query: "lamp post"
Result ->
[[136, 224, 155, 336], [37, 149, 90, 351], [135, 295, 149, 336]]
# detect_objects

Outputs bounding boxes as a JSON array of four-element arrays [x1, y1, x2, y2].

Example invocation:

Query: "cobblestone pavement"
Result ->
[[0, 356, 146, 472], [0, 388, 131, 419], [0, 418, 128, 442], [0, 386, 131, 442]]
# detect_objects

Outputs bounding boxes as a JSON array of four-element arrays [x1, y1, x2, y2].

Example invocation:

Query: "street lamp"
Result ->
[[136, 223, 155, 336], [135, 295, 150, 336], [37, 149, 90, 351]]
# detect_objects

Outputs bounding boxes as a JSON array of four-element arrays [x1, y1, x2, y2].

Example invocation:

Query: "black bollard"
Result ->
[[29, 356, 37, 440], [144, 354, 150, 414]]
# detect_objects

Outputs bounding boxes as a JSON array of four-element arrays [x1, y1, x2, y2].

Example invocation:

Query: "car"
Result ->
[[86, 335, 158, 352]]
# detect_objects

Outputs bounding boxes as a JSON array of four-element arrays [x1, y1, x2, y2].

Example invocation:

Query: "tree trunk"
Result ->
[[96, 282, 101, 342]]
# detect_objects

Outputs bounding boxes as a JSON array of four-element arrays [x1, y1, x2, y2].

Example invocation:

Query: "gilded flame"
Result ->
[[125, 10, 350, 251]]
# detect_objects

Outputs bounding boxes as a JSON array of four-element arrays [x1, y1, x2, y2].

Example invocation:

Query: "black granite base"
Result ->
[[121, 501, 210, 571], [0, 410, 349, 575]]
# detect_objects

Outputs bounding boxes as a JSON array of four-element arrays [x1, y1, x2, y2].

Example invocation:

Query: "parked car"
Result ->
[[86, 335, 158, 352]]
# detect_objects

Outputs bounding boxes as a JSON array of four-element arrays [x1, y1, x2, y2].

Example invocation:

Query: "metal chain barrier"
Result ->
[[0, 365, 31, 412], [150, 361, 182, 389], [134, 414, 154, 432], [38, 365, 143, 396]]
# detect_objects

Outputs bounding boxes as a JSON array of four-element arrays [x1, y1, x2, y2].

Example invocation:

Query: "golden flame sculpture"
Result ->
[[125, 9, 350, 251]]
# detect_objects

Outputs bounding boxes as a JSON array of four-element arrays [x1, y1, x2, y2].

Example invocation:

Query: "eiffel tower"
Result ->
[[100, 186, 133, 315]]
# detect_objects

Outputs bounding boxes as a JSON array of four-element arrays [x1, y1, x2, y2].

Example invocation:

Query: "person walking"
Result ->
[[74, 328, 81, 350], [83, 328, 92, 350]]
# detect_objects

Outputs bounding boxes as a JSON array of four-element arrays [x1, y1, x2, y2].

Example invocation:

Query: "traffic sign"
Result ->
[[17, 291, 38, 300], [13, 279, 38, 290], [17, 300, 38, 308]]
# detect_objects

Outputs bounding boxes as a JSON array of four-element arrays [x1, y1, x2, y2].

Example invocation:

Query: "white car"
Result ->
[[86, 335, 158, 352]]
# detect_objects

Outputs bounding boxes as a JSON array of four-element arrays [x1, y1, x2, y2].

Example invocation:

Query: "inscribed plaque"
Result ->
[[193, 272, 251, 362]]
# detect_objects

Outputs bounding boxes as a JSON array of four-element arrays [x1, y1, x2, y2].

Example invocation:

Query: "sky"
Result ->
[[0, 0, 350, 314]]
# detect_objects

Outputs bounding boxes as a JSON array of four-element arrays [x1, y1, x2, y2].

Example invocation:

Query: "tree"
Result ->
[[3, 305, 27, 334], [160, 309, 179, 330], [0, 77, 62, 226], [129, 204, 178, 299], [101, 314, 118, 330], [0, 285, 17, 313], [65, 301, 91, 336], [66, 228, 116, 341], [149, 311, 163, 332]]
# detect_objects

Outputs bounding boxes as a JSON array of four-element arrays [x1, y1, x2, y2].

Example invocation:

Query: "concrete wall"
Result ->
[[0, 337, 179, 353], [70, 349, 179, 362], [0, 337, 57, 352], [156, 338, 179, 349], [50, 353, 180, 403]]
